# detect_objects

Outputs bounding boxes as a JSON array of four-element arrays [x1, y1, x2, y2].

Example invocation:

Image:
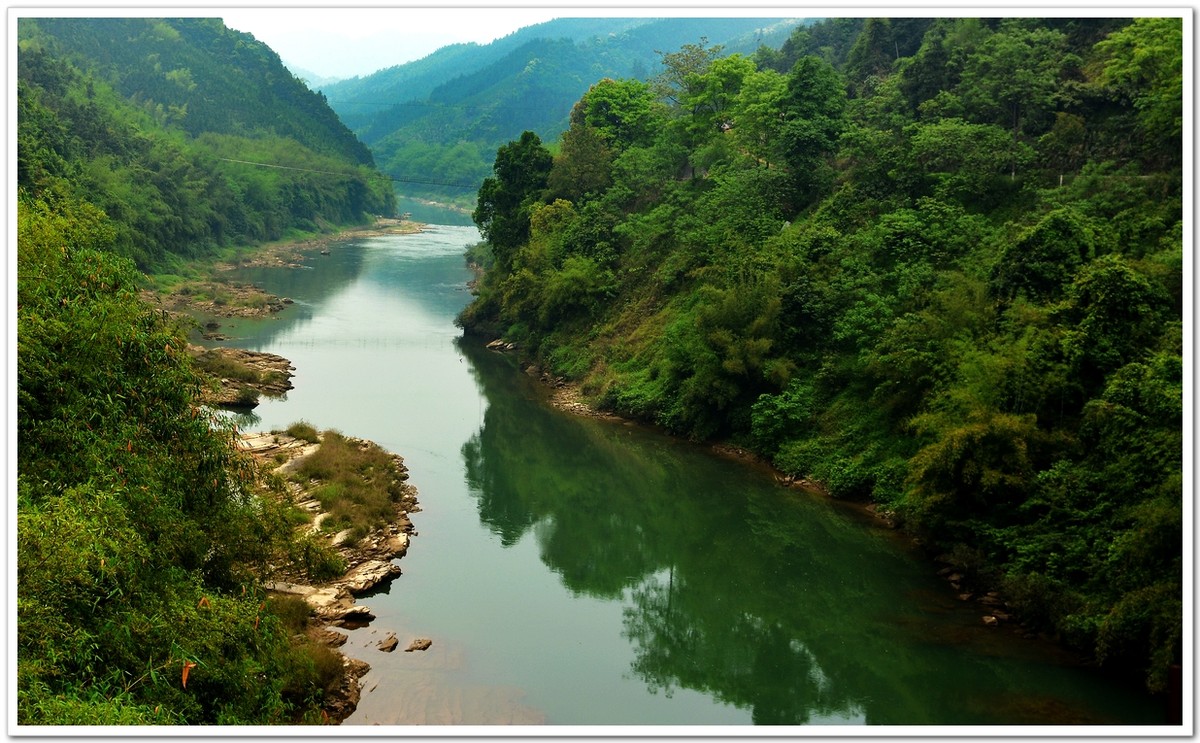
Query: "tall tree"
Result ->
[[778, 56, 847, 207], [1094, 17, 1183, 167], [473, 131, 553, 271]]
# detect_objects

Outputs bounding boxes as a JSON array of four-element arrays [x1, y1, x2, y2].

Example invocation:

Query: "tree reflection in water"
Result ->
[[457, 339, 1162, 726]]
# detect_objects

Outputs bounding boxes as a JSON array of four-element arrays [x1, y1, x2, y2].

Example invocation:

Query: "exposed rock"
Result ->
[[405, 638, 433, 652], [385, 533, 410, 557], [314, 627, 348, 647], [331, 605, 377, 627], [342, 559, 402, 595], [189, 345, 295, 408], [323, 657, 371, 723], [378, 634, 400, 653], [243, 428, 420, 724], [983, 615, 1000, 627]]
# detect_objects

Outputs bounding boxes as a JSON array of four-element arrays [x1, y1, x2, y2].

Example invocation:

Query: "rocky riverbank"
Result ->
[[142, 216, 425, 336], [239, 429, 421, 723], [189, 345, 295, 407]]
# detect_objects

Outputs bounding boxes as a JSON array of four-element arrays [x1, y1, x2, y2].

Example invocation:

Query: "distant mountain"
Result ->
[[320, 16, 806, 205], [288, 63, 344, 89]]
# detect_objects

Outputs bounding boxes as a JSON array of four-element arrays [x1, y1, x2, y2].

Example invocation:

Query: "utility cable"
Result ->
[[216, 157, 480, 190]]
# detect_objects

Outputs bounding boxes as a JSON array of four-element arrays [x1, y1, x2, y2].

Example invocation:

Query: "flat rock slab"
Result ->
[[342, 559, 402, 595]]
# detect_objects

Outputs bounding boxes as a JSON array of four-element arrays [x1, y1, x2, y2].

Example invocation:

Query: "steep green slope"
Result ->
[[18, 17, 395, 270], [460, 17, 1184, 694], [16, 17, 396, 724], [30, 17, 373, 164], [321, 16, 803, 205]]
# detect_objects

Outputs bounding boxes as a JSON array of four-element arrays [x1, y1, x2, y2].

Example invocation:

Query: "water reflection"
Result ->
[[456, 339, 1163, 726], [207, 240, 370, 347]]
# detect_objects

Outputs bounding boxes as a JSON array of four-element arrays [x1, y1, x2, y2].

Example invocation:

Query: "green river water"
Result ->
[[206, 215, 1166, 730]]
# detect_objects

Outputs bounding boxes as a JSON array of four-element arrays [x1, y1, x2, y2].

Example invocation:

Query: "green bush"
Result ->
[[285, 420, 322, 444]]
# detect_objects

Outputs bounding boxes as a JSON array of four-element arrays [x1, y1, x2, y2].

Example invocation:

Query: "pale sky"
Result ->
[[220, 7, 581, 80], [220, 5, 818, 81]]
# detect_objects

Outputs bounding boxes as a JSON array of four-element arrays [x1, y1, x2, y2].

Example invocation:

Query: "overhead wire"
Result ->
[[216, 157, 481, 190]]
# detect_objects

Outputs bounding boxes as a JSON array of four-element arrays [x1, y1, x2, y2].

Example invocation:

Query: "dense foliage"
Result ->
[[18, 17, 395, 270], [461, 17, 1184, 693], [16, 195, 346, 723], [15, 17, 397, 724], [322, 17, 804, 206]]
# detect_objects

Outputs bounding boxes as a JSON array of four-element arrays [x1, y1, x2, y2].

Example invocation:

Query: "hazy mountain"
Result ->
[[288, 63, 345, 89], [320, 16, 806, 204]]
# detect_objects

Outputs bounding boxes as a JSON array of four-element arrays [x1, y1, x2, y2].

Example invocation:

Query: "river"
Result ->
[[205, 217, 1165, 730]]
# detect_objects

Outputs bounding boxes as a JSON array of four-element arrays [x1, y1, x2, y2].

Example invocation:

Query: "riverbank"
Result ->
[[141, 216, 425, 333], [483, 337, 1034, 640], [171, 218, 430, 722], [239, 427, 422, 723]]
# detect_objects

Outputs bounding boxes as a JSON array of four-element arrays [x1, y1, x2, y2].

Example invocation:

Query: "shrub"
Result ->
[[285, 420, 321, 444]]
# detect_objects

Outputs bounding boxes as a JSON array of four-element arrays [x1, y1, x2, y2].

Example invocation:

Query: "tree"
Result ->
[[908, 117, 1029, 203], [575, 78, 664, 151], [653, 37, 724, 109], [729, 67, 788, 168], [546, 121, 612, 204], [844, 18, 897, 96], [778, 56, 847, 208], [473, 131, 553, 271], [1094, 18, 1183, 166], [956, 20, 1067, 176], [1060, 254, 1166, 389], [990, 208, 1100, 301]]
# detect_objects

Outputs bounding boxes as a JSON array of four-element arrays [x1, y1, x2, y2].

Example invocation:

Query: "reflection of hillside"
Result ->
[[217, 242, 369, 347], [456, 339, 1161, 726]]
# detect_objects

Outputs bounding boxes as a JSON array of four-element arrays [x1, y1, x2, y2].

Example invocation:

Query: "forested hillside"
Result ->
[[320, 16, 802, 206], [460, 17, 1184, 693], [16, 17, 395, 724], [18, 17, 395, 270]]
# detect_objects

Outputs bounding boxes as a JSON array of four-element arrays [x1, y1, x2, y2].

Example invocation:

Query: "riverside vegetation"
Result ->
[[459, 17, 1184, 695], [16, 18, 412, 724], [16, 195, 419, 722], [15, 13, 1183, 725]]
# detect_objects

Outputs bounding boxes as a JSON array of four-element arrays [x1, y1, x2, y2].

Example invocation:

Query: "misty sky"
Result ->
[[221, 8, 569, 79]]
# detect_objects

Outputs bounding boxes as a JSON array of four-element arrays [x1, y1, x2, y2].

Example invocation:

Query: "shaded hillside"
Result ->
[[321, 16, 804, 205], [460, 16, 1183, 695], [30, 17, 373, 164], [18, 17, 395, 269]]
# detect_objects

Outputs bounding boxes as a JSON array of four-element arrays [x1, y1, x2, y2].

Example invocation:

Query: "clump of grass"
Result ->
[[265, 595, 347, 714], [285, 420, 321, 444], [289, 430, 407, 546], [267, 594, 314, 634], [192, 349, 264, 384], [292, 534, 346, 581]]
